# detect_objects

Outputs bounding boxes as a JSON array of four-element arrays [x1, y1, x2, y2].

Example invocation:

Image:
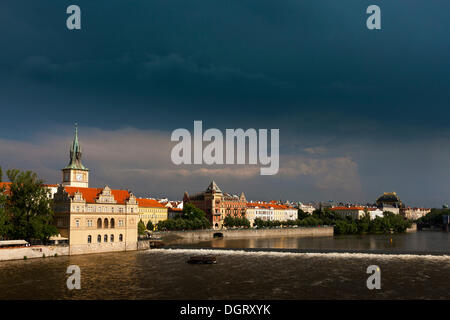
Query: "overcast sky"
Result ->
[[0, 1, 449, 207]]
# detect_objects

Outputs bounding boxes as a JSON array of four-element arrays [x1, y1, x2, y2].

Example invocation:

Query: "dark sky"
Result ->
[[0, 1, 449, 207]]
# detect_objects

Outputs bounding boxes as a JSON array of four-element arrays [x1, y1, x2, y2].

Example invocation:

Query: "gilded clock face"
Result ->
[[76, 173, 83, 181]]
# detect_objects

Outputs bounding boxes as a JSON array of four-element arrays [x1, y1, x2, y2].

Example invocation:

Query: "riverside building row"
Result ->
[[183, 181, 298, 229], [1, 125, 432, 255], [329, 192, 431, 220]]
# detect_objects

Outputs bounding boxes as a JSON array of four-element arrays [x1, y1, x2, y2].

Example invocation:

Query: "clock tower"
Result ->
[[62, 123, 89, 188]]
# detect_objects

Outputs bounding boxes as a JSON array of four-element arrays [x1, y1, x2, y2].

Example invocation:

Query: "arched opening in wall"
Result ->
[[214, 223, 219, 228], [104, 218, 109, 229], [97, 235, 101, 243], [87, 235, 92, 243], [97, 218, 102, 229], [110, 218, 115, 228], [119, 234, 123, 242], [213, 232, 223, 238], [104, 234, 108, 242], [110, 234, 114, 242]]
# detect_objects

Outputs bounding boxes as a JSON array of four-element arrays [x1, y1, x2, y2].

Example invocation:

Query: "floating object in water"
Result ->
[[187, 255, 217, 264]]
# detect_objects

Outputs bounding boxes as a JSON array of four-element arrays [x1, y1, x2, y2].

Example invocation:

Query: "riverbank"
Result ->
[[0, 245, 68, 261]]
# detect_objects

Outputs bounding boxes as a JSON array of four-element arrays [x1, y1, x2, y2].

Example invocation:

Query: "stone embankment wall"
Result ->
[[406, 223, 417, 233], [155, 226, 333, 244], [0, 245, 69, 261], [68, 242, 138, 255]]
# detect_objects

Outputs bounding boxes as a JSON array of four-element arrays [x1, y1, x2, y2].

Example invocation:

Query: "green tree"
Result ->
[[146, 220, 154, 231], [0, 184, 9, 239], [182, 203, 207, 220], [4, 169, 58, 243], [297, 209, 309, 220], [0, 165, 3, 182], [138, 219, 146, 235], [224, 215, 235, 228]]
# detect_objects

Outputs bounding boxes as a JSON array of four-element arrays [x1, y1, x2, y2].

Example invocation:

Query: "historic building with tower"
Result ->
[[183, 181, 247, 229], [52, 125, 138, 255]]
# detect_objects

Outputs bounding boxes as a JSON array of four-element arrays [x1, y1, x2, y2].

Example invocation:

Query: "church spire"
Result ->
[[64, 123, 88, 170]]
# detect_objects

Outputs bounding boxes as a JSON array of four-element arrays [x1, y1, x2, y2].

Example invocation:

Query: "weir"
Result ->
[[154, 226, 334, 244]]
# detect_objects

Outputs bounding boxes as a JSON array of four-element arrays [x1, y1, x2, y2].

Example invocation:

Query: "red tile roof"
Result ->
[[137, 198, 166, 208], [247, 202, 295, 210], [64, 187, 132, 204]]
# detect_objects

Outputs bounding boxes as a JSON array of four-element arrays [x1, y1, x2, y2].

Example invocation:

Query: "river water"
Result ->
[[0, 231, 449, 300]]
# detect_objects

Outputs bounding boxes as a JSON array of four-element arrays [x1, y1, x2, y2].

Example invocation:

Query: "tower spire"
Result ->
[[64, 123, 88, 170]]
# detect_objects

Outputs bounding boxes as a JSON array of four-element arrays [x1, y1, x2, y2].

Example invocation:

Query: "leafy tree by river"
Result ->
[[253, 209, 411, 235], [0, 169, 58, 243], [333, 212, 411, 235], [138, 219, 146, 235], [297, 209, 309, 220], [157, 203, 211, 231], [417, 208, 450, 226], [223, 215, 251, 228]]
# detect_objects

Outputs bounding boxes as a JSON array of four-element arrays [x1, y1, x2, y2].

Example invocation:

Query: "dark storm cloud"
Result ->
[[0, 0, 449, 206]]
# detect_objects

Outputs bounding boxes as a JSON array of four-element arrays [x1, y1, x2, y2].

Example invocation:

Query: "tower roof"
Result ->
[[63, 123, 88, 170], [206, 180, 222, 193]]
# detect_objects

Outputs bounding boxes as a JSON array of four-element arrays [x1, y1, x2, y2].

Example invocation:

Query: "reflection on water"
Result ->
[[0, 231, 449, 300], [173, 231, 450, 254]]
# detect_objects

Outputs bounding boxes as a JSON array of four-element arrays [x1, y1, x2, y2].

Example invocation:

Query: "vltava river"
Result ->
[[0, 231, 449, 299]]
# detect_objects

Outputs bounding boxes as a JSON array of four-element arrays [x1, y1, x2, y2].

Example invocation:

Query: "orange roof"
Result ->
[[1, 182, 56, 195], [137, 198, 166, 208], [64, 187, 132, 204], [0, 182, 11, 189], [247, 202, 294, 210], [1, 182, 58, 189]]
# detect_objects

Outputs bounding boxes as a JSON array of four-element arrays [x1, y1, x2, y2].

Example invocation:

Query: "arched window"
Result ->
[[104, 218, 109, 228], [104, 234, 108, 242], [110, 218, 115, 229], [119, 234, 123, 242], [110, 234, 114, 242], [87, 235, 92, 243], [97, 235, 101, 243], [97, 218, 102, 229]]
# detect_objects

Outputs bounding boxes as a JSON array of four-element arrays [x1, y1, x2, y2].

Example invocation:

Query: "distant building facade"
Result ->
[[183, 181, 247, 229], [246, 201, 297, 226], [137, 198, 168, 227], [400, 207, 431, 220], [367, 207, 384, 220], [331, 206, 366, 219], [53, 185, 139, 255], [298, 203, 315, 214]]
